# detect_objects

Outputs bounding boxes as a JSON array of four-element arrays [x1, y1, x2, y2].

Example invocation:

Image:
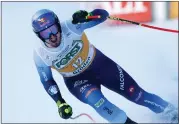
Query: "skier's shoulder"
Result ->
[[59, 20, 69, 34], [33, 40, 50, 66], [61, 19, 82, 35], [33, 39, 44, 57]]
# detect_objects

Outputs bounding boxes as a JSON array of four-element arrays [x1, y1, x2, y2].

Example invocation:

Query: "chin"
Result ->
[[53, 42, 60, 47]]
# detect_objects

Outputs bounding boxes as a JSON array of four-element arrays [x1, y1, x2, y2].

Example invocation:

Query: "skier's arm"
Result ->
[[66, 9, 109, 34], [33, 51, 73, 119], [33, 51, 65, 104]]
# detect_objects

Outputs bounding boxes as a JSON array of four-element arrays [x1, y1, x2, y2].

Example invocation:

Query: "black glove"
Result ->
[[58, 103, 73, 119], [72, 10, 92, 24]]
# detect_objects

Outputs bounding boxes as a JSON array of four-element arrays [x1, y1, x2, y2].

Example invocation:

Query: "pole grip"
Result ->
[[86, 15, 101, 19]]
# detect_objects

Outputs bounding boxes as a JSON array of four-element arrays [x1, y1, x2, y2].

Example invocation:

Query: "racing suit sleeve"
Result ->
[[66, 9, 109, 35], [33, 50, 65, 104]]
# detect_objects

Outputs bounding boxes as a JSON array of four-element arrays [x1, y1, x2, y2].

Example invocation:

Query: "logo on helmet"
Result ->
[[38, 18, 46, 22], [38, 18, 50, 27]]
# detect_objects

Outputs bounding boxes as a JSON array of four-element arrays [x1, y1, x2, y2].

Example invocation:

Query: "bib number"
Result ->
[[72, 57, 84, 69]]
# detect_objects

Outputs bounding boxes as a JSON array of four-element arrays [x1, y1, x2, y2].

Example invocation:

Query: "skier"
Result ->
[[32, 9, 178, 123]]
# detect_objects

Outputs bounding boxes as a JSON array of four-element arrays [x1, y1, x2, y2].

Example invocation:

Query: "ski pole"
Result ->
[[70, 113, 96, 123], [87, 15, 179, 33]]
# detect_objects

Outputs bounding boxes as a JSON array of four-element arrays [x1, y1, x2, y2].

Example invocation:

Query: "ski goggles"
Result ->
[[39, 24, 59, 39]]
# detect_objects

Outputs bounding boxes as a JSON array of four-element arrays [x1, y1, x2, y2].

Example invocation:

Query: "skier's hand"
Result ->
[[72, 10, 92, 24], [58, 103, 73, 119]]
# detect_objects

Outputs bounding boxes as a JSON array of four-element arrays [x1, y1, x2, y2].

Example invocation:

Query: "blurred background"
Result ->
[[1, 1, 178, 123]]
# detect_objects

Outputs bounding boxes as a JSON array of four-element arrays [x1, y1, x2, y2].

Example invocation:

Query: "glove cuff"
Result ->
[[56, 99, 66, 108]]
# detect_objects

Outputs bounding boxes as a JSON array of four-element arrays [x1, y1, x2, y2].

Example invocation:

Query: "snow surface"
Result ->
[[2, 2, 178, 123]]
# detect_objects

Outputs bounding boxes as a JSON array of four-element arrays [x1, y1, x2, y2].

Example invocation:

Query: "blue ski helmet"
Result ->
[[31, 9, 61, 40]]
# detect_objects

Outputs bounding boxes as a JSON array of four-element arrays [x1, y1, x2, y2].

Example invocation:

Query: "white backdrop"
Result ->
[[2, 2, 178, 123]]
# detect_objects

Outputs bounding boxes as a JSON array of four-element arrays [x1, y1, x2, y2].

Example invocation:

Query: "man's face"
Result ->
[[39, 24, 61, 48], [45, 32, 61, 48]]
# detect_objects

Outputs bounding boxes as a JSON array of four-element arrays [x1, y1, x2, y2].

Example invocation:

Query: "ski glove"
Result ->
[[72, 10, 92, 24], [57, 101, 73, 119]]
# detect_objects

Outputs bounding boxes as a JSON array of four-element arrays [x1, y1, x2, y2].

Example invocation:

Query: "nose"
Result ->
[[50, 34, 56, 39]]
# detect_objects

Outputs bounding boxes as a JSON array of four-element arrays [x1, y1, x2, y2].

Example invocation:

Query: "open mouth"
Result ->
[[50, 35, 57, 43]]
